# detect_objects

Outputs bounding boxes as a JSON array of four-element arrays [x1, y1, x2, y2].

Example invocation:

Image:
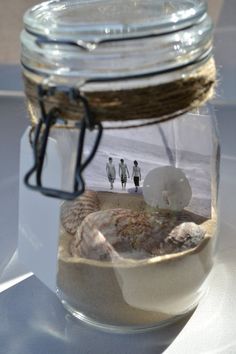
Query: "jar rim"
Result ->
[[21, 0, 213, 82], [24, 0, 207, 42]]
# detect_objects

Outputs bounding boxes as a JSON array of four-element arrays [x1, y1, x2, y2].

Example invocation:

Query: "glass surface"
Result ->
[[21, 0, 213, 78], [24, 0, 207, 40], [20, 0, 218, 333], [54, 109, 219, 331]]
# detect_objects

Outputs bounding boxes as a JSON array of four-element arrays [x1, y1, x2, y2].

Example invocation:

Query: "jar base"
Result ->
[[57, 289, 199, 334]]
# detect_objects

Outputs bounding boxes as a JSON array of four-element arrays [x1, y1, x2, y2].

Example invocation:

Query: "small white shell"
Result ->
[[61, 190, 100, 235], [158, 222, 206, 254]]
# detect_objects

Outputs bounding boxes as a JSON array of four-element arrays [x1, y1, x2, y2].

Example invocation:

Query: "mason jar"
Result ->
[[19, 0, 219, 333]]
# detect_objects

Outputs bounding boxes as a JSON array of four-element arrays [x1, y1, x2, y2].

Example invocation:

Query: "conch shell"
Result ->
[[70, 208, 165, 260]]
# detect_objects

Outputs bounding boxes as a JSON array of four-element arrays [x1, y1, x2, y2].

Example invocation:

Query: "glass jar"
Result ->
[[19, 0, 219, 333]]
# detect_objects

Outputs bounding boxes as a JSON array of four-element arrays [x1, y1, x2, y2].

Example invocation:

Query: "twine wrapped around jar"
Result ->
[[23, 57, 216, 126]]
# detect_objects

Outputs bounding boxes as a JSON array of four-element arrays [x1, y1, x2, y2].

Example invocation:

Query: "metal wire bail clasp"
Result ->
[[24, 85, 103, 200]]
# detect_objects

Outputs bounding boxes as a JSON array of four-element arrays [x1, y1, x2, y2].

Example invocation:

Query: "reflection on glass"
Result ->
[[56, 111, 219, 331]]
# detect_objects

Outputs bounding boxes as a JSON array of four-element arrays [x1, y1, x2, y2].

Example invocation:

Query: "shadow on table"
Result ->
[[64, 311, 194, 354], [0, 273, 194, 354]]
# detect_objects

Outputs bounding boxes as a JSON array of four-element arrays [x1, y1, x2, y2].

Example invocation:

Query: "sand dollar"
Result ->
[[143, 166, 192, 211]]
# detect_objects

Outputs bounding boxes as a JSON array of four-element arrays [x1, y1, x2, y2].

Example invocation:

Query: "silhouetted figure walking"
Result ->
[[119, 159, 130, 190], [106, 157, 116, 190], [132, 160, 141, 192]]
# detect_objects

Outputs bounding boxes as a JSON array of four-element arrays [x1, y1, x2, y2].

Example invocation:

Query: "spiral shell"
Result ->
[[158, 222, 206, 255], [61, 190, 100, 235]]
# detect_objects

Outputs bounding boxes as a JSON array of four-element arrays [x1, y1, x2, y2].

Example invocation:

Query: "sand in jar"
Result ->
[[57, 190, 217, 330]]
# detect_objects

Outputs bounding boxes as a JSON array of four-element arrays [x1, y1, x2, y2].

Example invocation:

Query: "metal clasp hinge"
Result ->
[[24, 85, 103, 200]]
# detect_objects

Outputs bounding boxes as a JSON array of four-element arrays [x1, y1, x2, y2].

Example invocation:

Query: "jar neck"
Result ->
[[21, 10, 213, 81]]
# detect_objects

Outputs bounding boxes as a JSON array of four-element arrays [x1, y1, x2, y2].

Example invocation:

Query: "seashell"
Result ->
[[157, 222, 206, 255], [143, 166, 192, 211], [70, 208, 166, 260], [70, 207, 206, 260], [61, 190, 100, 235]]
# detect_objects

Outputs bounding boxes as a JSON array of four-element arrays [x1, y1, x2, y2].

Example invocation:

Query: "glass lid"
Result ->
[[24, 0, 207, 42]]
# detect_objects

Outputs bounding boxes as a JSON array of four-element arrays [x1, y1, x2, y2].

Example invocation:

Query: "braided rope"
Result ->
[[23, 57, 216, 126]]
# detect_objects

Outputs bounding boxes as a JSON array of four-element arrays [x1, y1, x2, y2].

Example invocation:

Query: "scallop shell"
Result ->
[[61, 190, 100, 235]]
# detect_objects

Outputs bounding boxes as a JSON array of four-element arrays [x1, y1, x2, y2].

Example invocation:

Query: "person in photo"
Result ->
[[119, 159, 130, 190], [106, 157, 116, 190], [132, 160, 141, 192]]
